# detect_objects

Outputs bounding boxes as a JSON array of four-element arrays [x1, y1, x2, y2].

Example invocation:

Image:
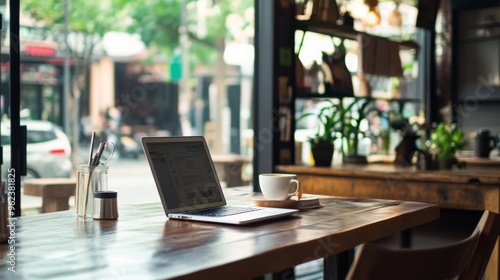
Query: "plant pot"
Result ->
[[311, 142, 334, 167], [343, 154, 368, 164], [438, 156, 458, 170]]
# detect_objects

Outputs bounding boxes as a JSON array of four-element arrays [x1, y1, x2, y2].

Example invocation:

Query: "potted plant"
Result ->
[[429, 122, 466, 170], [298, 100, 340, 166], [338, 98, 378, 164]]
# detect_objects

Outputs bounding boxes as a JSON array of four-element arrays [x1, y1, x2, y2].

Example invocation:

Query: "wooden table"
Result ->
[[0, 189, 438, 279], [275, 163, 500, 279], [211, 154, 252, 187], [23, 178, 76, 213]]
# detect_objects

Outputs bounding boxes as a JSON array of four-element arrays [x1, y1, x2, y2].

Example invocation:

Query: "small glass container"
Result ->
[[76, 164, 109, 217], [92, 191, 118, 220]]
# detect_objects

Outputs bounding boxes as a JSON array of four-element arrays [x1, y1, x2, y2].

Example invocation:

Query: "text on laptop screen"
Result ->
[[148, 141, 223, 209]]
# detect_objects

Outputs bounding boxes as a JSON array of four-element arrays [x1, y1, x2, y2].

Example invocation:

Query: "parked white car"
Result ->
[[1, 120, 73, 179]]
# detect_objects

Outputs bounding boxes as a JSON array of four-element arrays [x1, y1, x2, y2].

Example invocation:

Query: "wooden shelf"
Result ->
[[295, 19, 420, 51], [295, 92, 354, 99], [295, 92, 420, 103]]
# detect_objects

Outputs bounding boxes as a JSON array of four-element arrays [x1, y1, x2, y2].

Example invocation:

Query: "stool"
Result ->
[[23, 178, 76, 213]]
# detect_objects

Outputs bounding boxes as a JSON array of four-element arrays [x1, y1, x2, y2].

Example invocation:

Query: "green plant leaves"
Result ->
[[298, 98, 379, 155], [430, 122, 466, 160], [338, 98, 379, 155], [297, 100, 340, 145]]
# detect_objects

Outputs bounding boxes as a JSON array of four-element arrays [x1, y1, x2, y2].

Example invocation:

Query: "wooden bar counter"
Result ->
[[276, 163, 500, 279], [276, 164, 500, 212]]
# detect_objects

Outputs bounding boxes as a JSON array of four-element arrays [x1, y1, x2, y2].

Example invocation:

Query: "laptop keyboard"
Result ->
[[188, 205, 261, 217]]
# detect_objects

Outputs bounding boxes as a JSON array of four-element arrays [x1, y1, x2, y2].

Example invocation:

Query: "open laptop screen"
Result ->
[[145, 139, 225, 211]]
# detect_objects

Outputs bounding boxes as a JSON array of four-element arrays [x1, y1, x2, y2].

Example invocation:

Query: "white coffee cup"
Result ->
[[259, 173, 300, 201]]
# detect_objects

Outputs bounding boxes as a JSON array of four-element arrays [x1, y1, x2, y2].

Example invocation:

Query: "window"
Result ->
[[4, 0, 256, 212]]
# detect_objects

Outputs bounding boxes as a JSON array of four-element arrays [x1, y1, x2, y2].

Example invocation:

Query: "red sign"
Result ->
[[25, 45, 56, 57]]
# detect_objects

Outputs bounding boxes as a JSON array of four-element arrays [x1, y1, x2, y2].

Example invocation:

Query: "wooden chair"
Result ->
[[459, 211, 500, 280], [345, 218, 481, 280]]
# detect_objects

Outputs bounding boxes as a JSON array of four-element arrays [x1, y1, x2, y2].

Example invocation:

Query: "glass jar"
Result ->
[[76, 164, 109, 217]]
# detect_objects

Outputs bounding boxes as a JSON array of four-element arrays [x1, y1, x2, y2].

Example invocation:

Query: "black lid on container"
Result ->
[[94, 191, 117, 199]]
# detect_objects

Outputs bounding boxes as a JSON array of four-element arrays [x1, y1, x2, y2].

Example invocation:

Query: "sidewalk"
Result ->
[[21, 156, 159, 215]]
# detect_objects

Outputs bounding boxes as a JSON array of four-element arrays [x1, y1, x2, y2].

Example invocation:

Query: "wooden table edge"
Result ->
[[168, 202, 440, 279]]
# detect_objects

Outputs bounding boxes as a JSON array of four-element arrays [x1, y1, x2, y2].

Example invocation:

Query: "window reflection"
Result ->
[[1, 1, 255, 212]]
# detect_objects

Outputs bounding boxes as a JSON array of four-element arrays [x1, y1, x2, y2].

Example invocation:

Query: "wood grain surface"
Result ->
[[275, 164, 500, 280], [0, 189, 438, 280]]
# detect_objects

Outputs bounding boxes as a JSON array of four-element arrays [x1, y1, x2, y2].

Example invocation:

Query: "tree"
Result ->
[[21, 0, 127, 162], [117, 0, 254, 153], [22, 0, 254, 154], [117, 0, 253, 73]]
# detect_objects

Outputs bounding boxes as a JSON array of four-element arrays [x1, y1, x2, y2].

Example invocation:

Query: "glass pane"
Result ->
[[16, 0, 255, 212], [0, 1, 10, 180]]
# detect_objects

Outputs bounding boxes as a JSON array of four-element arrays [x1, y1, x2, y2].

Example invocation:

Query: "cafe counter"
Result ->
[[275, 163, 500, 212]]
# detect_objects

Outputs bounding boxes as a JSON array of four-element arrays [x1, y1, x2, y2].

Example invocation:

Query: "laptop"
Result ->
[[141, 136, 298, 225]]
